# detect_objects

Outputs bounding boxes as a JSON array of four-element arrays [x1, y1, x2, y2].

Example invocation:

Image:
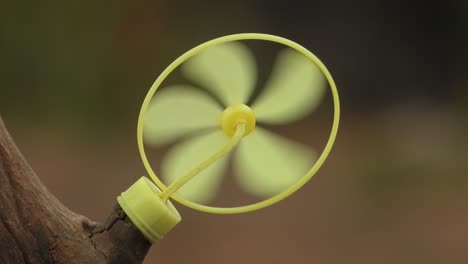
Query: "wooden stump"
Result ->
[[0, 117, 152, 263]]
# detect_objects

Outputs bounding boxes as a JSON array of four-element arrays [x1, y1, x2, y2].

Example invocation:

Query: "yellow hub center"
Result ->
[[220, 104, 256, 137]]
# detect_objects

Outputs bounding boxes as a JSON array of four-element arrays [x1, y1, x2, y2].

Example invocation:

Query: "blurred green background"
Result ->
[[1, 0, 468, 263]]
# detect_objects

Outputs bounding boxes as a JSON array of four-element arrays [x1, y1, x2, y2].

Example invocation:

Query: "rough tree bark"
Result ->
[[0, 116, 152, 263]]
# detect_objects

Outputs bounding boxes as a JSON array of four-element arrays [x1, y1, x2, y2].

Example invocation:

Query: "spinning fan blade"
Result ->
[[234, 127, 317, 197], [161, 130, 230, 204], [252, 48, 326, 124], [181, 42, 256, 106], [144, 85, 222, 146]]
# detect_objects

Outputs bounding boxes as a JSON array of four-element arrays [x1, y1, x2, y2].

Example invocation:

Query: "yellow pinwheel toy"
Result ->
[[117, 33, 340, 243]]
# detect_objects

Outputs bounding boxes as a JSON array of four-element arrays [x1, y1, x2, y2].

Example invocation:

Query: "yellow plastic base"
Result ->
[[117, 177, 181, 243]]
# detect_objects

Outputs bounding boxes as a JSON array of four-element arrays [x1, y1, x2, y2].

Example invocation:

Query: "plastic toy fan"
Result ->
[[145, 42, 326, 203], [117, 33, 340, 243]]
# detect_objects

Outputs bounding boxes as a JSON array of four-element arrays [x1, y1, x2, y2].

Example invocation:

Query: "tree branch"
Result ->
[[0, 116, 151, 263]]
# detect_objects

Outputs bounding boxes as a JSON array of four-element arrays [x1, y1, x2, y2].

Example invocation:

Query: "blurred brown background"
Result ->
[[1, 0, 468, 263]]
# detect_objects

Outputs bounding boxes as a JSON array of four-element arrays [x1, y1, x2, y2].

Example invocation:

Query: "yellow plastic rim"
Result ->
[[137, 33, 340, 214]]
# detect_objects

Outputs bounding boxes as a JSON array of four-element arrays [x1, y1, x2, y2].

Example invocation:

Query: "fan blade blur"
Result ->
[[234, 127, 317, 197], [143, 85, 222, 146], [252, 48, 326, 124], [181, 42, 256, 106], [161, 130, 230, 204]]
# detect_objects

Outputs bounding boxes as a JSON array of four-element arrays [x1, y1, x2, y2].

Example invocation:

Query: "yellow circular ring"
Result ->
[[137, 33, 340, 214]]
